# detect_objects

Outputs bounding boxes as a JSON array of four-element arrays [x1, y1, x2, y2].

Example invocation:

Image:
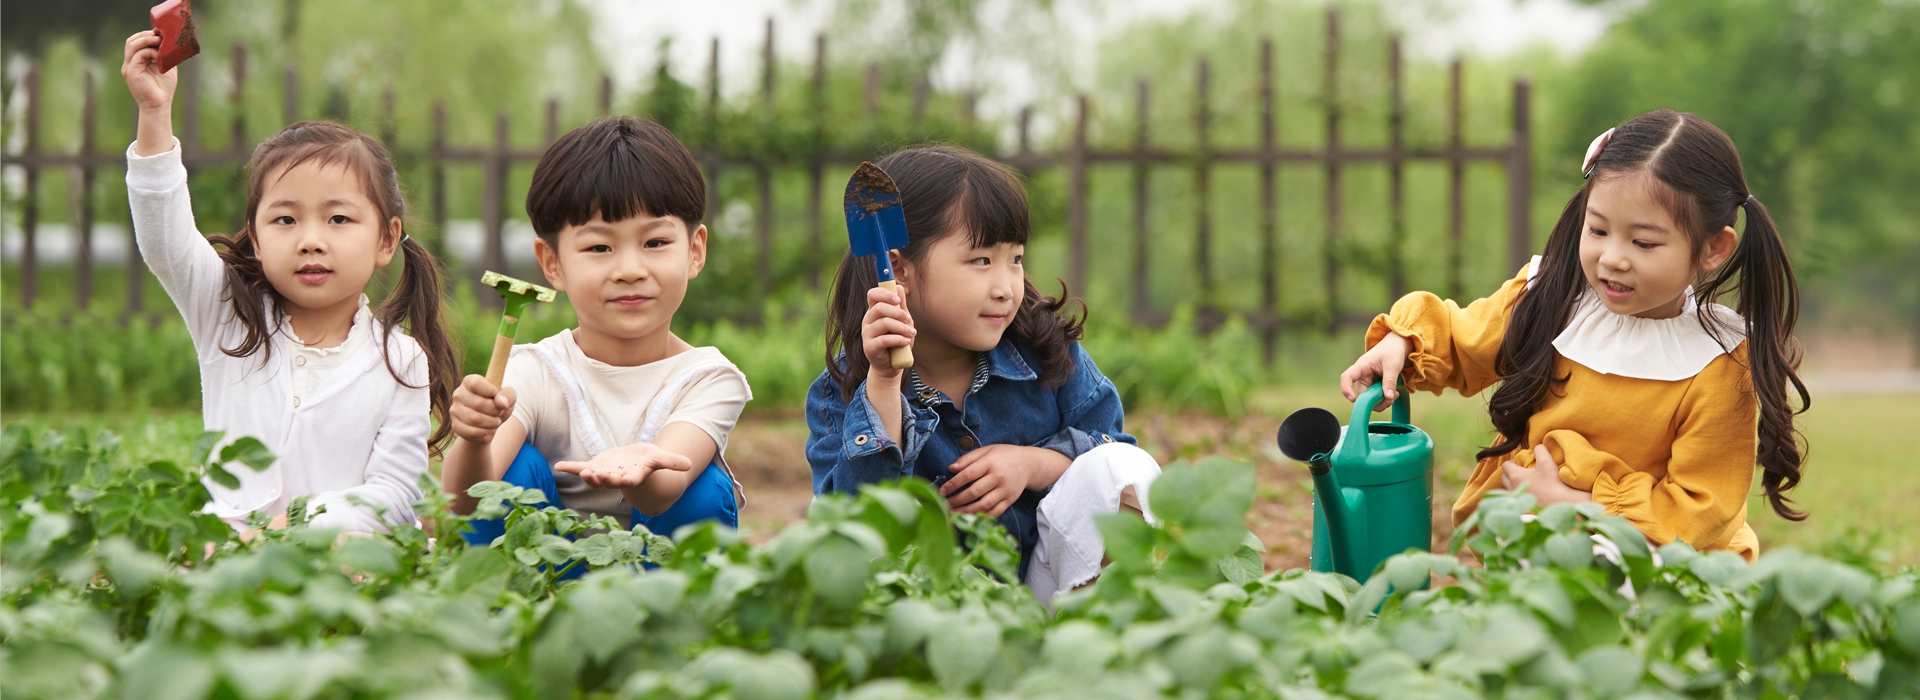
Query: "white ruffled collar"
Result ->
[[281, 295, 374, 358], [1527, 256, 1746, 381]]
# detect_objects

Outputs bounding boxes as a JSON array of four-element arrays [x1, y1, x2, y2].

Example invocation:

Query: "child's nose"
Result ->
[[614, 250, 649, 282]]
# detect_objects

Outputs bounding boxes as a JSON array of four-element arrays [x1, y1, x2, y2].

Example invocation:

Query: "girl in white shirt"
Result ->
[[121, 31, 460, 533]]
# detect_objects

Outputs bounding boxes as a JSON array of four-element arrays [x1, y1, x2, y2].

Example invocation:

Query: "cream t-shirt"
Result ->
[[504, 329, 752, 525]]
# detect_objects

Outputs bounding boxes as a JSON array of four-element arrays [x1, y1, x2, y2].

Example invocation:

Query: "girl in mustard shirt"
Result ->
[[1340, 109, 1806, 561]]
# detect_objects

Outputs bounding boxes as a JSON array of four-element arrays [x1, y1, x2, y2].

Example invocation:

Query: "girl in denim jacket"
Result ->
[[805, 145, 1160, 606]]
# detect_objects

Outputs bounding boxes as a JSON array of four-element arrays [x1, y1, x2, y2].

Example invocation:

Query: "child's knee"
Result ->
[[1069, 442, 1161, 479]]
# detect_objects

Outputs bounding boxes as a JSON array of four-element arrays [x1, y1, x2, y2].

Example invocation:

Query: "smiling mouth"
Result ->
[[607, 295, 653, 307], [295, 265, 332, 283], [980, 314, 1008, 324], [1600, 279, 1634, 298]]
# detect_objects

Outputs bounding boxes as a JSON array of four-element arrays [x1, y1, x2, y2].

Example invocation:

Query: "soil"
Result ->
[[723, 409, 1465, 573], [843, 162, 901, 213]]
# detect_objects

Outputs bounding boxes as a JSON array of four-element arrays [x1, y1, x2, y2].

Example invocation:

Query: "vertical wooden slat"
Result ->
[[864, 63, 881, 115], [282, 63, 298, 126], [912, 75, 929, 121], [381, 86, 396, 146], [1323, 8, 1342, 329], [545, 98, 559, 146], [757, 20, 776, 300], [430, 103, 448, 263], [1017, 106, 1032, 155], [479, 110, 508, 303], [1132, 79, 1151, 326], [1387, 36, 1406, 300], [1508, 79, 1533, 274], [963, 91, 977, 124], [706, 38, 722, 244], [1449, 59, 1465, 300], [1194, 58, 1214, 317], [180, 58, 199, 155], [600, 74, 613, 116], [1259, 37, 1278, 362], [75, 69, 98, 310], [230, 44, 247, 152], [22, 66, 39, 310], [1067, 95, 1088, 295], [808, 33, 826, 289]]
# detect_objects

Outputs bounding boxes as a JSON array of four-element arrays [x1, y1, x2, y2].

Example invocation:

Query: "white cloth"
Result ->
[[1024, 443, 1162, 608], [504, 329, 752, 525], [126, 139, 429, 534], [1525, 255, 1747, 381], [282, 297, 374, 408]]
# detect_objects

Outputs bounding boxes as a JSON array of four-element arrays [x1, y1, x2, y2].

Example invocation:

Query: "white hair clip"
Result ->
[[1582, 127, 1615, 179]]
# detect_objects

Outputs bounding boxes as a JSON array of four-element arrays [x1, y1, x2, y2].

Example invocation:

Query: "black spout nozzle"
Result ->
[[1277, 407, 1342, 468]]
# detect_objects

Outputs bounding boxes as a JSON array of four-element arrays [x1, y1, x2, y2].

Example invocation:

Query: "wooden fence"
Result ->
[[2, 10, 1531, 359]]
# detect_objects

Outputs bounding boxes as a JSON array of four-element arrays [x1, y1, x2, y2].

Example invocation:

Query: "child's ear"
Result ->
[[375, 217, 403, 267], [687, 222, 708, 278], [1701, 224, 1738, 273], [535, 236, 566, 292], [889, 250, 911, 285]]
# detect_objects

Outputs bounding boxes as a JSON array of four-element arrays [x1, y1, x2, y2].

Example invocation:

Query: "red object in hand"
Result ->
[[149, 0, 201, 73]]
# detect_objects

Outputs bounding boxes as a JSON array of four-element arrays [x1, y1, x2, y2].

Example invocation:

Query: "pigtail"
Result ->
[[207, 228, 284, 365], [824, 252, 881, 402], [375, 235, 460, 456], [1477, 186, 1590, 463], [1008, 278, 1085, 388], [1698, 196, 1809, 520]]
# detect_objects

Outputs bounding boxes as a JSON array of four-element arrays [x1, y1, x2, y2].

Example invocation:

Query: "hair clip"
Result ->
[[1581, 127, 1615, 179]]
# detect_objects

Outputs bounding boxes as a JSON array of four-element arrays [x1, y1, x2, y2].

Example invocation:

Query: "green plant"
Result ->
[[4, 423, 1918, 699]]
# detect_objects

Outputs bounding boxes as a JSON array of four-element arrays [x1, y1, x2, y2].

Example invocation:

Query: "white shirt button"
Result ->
[[294, 355, 307, 367], [292, 396, 302, 408]]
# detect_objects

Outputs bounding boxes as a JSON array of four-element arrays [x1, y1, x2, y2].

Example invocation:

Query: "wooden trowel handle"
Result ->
[[878, 279, 914, 369], [484, 334, 513, 387]]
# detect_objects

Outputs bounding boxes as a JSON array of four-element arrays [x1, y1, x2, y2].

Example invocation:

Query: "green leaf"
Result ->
[[1218, 545, 1264, 585], [450, 545, 511, 593], [804, 533, 872, 611], [205, 463, 241, 490], [1149, 458, 1256, 530], [927, 612, 1000, 691], [884, 600, 941, 658], [532, 534, 575, 565], [1041, 621, 1117, 673], [119, 643, 216, 700], [217, 437, 277, 472], [335, 537, 402, 577], [687, 648, 817, 700], [1575, 645, 1643, 697], [1545, 531, 1593, 570], [1778, 560, 1839, 617], [189, 431, 223, 467]]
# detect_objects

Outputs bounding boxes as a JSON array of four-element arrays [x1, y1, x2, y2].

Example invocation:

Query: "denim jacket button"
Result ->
[[957, 436, 976, 450], [1101, 434, 1113, 443], [854, 434, 870, 446]]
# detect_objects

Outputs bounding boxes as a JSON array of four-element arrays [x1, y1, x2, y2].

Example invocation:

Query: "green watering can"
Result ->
[[1275, 381, 1433, 582]]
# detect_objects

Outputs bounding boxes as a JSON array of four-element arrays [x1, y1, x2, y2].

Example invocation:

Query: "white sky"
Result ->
[[581, 0, 1613, 124]]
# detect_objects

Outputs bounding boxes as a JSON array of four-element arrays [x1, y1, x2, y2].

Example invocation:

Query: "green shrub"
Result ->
[[3, 423, 1917, 699]]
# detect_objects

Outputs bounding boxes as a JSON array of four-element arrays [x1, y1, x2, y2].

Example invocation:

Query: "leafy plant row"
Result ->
[[3, 423, 1917, 699]]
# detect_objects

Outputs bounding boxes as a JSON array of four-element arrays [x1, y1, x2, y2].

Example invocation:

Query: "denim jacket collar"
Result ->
[[986, 339, 1038, 382]]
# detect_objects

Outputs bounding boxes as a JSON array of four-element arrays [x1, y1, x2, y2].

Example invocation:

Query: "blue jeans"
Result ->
[[462, 443, 739, 574]]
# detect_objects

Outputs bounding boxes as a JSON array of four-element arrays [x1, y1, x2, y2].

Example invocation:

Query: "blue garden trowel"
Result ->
[[844, 161, 914, 368]]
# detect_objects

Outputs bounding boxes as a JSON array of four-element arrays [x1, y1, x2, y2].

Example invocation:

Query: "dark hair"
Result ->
[[1482, 109, 1809, 520], [525, 116, 706, 242], [824, 145, 1085, 401], [209, 120, 460, 456]]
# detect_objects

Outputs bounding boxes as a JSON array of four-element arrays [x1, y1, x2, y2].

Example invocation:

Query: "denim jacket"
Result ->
[[804, 338, 1134, 576]]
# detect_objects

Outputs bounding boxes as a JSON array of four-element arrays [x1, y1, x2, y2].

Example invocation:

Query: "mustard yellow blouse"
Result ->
[[1367, 264, 1762, 561]]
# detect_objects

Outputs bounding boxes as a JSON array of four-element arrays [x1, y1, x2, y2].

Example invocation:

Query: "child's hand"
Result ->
[[1339, 332, 1411, 409], [1500, 445, 1592, 507], [862, 282, 916, 382], [122, 30, 179, 157], [554, 443, 693, 489], [450, 375, 517, 444], [940, 445, 1067, 517], [122, 31, 177, 112]]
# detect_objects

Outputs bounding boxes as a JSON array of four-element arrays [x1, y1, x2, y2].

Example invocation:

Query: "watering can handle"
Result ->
[[1339, 380, 1410, 461]]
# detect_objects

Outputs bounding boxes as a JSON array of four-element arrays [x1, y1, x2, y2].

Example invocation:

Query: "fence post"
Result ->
[[705, 38, 722, 254], [22, 66, 39, 310], [382, 86, 397, 146], [282, 63, 298, 127], [864, 63, 880, 115], [1259, 37, 1278, 363], [912, 75, 929, 122], [1323, 8, 1342, 330], [1387, 36, 1406, 300], [545, 98, 559, 146], [430, 103, 448, 264], [1068, 95, 1088, 296], [757, 18, 776, 302], [180, 58, 199, 156], [809, 33, 826, 290], [600, 74, 613, 116], [230, 44, 247, 153], [1194, 58, 1215, 326], [479, 111, 508, 305], [1132, 79, 1152, 326], [74, 69, 97, 310], [1449, 59, 1464, 300], [1017, 106, 1032, 155], [1509, 79, 1532, 274]]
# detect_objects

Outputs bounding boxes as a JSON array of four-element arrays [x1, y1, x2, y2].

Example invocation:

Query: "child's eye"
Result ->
[[329, 215, 350, 225], [1634, 240, 1657, 250], [645, 238, 671, 249], [1587, 227, 1607, 237], [1012, 255, 1024, 266], [585, 244, 612, 254], [272, 216, 295, 226], [970, 256, 991, 266]]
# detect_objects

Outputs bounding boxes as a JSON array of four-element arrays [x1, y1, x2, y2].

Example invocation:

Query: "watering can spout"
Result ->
[[1277, 407, 1361, 576]]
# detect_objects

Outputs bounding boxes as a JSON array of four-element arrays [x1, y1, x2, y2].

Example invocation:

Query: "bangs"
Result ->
[[527, 117, 705, 238], [952, 162, 1032, 249]]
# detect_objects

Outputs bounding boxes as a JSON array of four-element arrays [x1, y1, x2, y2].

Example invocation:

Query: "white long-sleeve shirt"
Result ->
[[126, 139, 427, 533]]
